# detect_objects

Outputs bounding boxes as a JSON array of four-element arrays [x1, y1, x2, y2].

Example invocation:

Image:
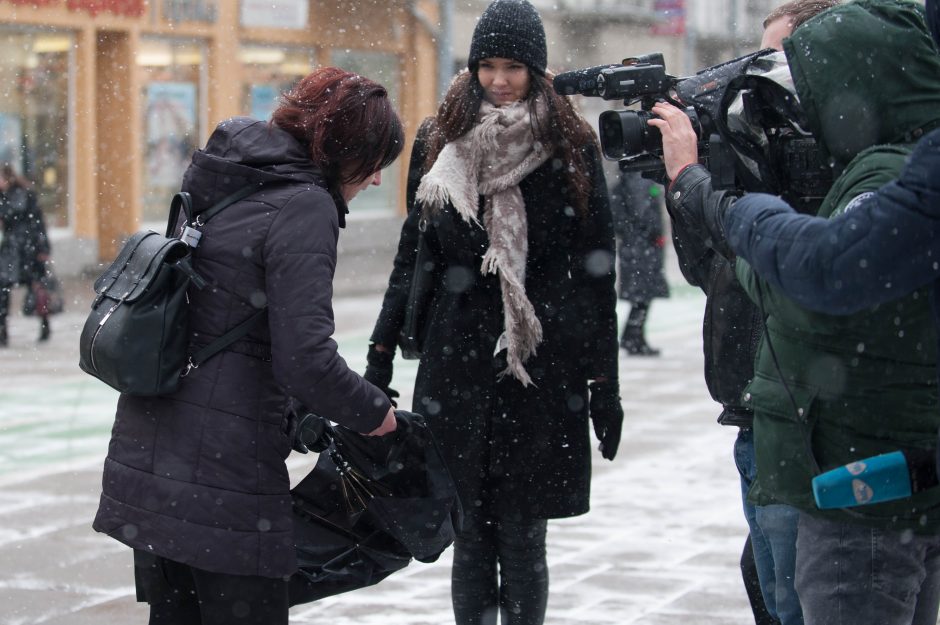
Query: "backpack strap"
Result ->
[[173, 181, 271, 376], [166, 182, 267, 237], [182, 307, 268, 377], [195, 183, 268, 226], [166, 192, 194, 238]]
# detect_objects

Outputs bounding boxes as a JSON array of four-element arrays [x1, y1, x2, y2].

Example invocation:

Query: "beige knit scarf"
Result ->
[[416, 98, 551, 386]]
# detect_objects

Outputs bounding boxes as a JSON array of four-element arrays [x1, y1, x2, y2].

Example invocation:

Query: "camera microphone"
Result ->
[[553, 64, 623, 97], [812, 448, 938, 509]]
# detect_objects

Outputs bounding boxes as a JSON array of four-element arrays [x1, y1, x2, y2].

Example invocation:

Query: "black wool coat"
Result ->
[[608, 171, 669, 303], [0, 184, 48, 286], [93, 118, 391, 578], [371, 119, 618, 521]]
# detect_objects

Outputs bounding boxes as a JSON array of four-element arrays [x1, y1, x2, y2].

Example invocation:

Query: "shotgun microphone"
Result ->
[[552, 64, 623, 97]]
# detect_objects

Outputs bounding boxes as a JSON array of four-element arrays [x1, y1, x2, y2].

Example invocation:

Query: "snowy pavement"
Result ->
[[0, 281, 759, 625]]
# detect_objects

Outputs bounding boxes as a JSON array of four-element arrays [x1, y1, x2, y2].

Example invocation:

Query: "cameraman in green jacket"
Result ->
[[653, 2, 940, 623]]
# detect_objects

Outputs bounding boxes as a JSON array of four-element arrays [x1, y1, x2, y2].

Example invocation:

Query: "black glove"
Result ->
[[286, 408, 330, 454], [589, 380, 624, 461], [364, 343, 400, 407]]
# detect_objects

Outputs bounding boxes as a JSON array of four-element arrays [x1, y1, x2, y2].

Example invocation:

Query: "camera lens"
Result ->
[[623, 111, 656, 153], [599, 110, 626, 159], [599, 110, 661, 160]]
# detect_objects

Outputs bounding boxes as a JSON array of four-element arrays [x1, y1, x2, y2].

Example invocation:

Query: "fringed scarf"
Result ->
[[416, 97, 550, 386]]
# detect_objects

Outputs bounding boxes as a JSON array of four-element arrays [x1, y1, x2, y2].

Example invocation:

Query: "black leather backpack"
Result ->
[[78, 184, 266, 395]]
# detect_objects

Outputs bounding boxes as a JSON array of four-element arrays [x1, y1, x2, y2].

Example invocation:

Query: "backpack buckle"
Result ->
[[180, 226, 202, 248], [180, 357, 198, 378]]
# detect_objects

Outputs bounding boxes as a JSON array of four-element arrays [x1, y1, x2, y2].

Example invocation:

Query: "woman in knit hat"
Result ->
[[365, 1, 622, 623]]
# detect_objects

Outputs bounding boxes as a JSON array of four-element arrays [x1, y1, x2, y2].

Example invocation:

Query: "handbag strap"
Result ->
[[183, 308, 268, 377]]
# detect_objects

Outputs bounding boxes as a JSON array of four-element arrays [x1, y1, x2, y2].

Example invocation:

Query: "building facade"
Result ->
[[0, 0, 440, 275], [450, 0, 778, 175], [0, 0, 795, 286]]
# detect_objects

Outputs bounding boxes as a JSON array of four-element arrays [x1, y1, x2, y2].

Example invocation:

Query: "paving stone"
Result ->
[[38, 595, 147, 625], [0, 585, 93, 625], [0, 287, 771, 624]]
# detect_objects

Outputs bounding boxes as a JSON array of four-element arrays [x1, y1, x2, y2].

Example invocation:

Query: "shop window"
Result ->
[[239, 45, 316, 121], [330, 49, 402, 215], [138, 38, 205, 223], [0, 30, 73, 229]]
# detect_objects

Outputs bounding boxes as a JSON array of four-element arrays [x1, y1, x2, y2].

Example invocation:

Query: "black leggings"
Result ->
[[134, 550, 289, 625], [624, 301, 649, 331], [0, 283, 10, 321], [451, 515, 549, 625]]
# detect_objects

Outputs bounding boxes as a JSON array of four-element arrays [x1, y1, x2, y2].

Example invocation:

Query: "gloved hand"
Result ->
[[364, 343, 400, 407], [286, 408, 330, 454], [589, 380, 624, 461]]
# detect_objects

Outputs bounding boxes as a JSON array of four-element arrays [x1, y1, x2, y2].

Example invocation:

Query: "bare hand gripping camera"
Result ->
[[554, 51, 832, 212]]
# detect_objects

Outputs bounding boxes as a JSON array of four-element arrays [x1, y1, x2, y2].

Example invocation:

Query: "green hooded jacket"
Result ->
[[736, 0, 940, 531]]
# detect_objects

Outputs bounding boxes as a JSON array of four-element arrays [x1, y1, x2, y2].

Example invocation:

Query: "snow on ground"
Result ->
[[0, 284, 762, 624]]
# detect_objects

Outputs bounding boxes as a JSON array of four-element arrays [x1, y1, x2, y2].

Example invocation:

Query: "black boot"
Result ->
[[0, 286, 9, 347], [620, 302, 660, 356], [38, 316, 50, 342]]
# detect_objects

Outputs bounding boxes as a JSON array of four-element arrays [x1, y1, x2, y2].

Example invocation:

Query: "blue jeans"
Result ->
[[735, 428, 804, 625], [795, 513, 940, 625]]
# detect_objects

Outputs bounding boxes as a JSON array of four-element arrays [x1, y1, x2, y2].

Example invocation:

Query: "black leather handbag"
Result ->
[[78, 185, 266, 396], [398, 221, 437, 360]]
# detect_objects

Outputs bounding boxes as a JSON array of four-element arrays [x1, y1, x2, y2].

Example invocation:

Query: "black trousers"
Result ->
[[741, 535, 782, 625], [133, 550, 289, 625], [451, 515, 549, 625], [0, 283, 10, 322]]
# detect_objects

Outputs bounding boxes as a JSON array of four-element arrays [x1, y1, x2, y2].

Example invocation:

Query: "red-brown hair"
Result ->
[[272, 67, 404, 187]]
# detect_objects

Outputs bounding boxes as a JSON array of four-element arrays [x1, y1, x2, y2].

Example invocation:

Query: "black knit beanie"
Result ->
[[467, 0, 547, 75]]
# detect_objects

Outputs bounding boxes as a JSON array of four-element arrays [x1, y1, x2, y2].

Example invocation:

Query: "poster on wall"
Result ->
[[250, 84, 279, 121], [145, 82, 197, 188], [241, 0, 307, 29], [651, 0, 686, 36], [0, 113, 24, 174]]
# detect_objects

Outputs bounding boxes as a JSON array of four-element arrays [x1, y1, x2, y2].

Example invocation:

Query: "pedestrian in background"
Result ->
[[364, 1, 622, 623], [608, 170, 669, 355], [0, 163, 51, 346], [92, 67, 402, 625]]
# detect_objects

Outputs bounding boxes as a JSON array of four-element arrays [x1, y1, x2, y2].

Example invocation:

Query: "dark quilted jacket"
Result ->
[[93, 117, 391, 578]]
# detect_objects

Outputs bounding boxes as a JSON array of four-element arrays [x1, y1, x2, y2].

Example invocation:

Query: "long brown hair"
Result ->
[[425, 69, 598, 216], [272, 67, 404, 188]]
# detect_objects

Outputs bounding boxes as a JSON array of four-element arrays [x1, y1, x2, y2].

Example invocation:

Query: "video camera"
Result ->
[[553, 51, 832, 209]]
